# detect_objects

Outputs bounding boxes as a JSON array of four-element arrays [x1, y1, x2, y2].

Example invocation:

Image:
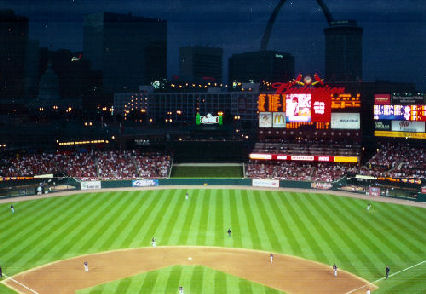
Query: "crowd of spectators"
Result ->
[[359, 142, 425, 179], [247, 160, 358, 182], [0, 150, 171, 180], [248, 141, 425, 182]]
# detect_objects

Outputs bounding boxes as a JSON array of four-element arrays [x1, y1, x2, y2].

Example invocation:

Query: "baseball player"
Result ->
[[270, 253, 274, 264], [179, 286, 184, 294], [366, 288, 370, 294], [152, 237, 156, 247], [367, 203, 371, 211], [385, 266, 390, 279], [10, 205, 14, 214], [84, 261, 89, 272], [185, 192, 189, 200], [0, 265, 2, 278], [227, 228, 232, 237], [333, 264, 338, 277]]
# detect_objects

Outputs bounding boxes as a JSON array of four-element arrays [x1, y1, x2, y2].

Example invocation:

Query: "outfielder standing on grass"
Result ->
[[10, 205, 14, 214], [385, 265, 390, 279], [0, 265, 2, 278], [227, 228, 232, 237], [152, 237, 156, 247]]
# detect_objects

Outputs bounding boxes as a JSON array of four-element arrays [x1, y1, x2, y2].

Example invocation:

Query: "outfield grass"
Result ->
[[171, 166, 243, 178], [0, 189, 425, 293], [77, 266, 283, 294]]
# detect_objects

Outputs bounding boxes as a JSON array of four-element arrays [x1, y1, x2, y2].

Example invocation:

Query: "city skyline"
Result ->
[[2, 0, 426, 90]]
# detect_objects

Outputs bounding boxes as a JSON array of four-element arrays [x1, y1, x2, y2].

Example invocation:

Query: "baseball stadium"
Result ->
[[1, 81, 426, 294], [0, 1, 425, 293]]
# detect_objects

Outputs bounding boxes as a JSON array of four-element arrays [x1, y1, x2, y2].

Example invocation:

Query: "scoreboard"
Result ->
[[374, 105, 426, 121]]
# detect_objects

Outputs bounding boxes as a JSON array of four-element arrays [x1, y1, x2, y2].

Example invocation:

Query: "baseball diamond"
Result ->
[[0, 188, 425, 293]]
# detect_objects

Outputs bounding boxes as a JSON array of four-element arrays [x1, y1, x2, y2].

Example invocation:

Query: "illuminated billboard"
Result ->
[[391, 121, 425, 133], [374, 94, 391, 105], [272, 112, 286, 128], [311, 94, 331, 122], [286, 93, 311, 122], [331, 113, 360, 129], [374, 105, 426, 121], [259, 112, 272, 128], [249, 153, 358, 163]]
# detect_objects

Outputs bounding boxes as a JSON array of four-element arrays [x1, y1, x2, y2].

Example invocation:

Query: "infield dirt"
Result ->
[[4, 246, 376, 294]]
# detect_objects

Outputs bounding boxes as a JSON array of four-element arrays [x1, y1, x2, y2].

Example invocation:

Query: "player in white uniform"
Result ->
[[333, 264, 337, 277], [179, 286, 184, 294], [152, 237, 157, 247], [185, 192, 189, 200], [84, 261, 89, 272], [270, 253, 273, 264]]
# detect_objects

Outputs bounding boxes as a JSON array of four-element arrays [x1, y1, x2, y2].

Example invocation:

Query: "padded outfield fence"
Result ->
[[1, 177, 425, 202]]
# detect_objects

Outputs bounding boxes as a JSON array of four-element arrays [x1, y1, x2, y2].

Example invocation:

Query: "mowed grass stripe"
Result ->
[[366, 204, 425, 258], [99, 190, 155, 249], [297, 194, 350, 266], [337, 197, 411, 264], [155, 189, 191, 245], [195, 189, 212, 245], [4, 193, 103, 272], [309, 195, 368, 272], [60, 192, 128, 255], [278, 192, 318, 259], [224, 189, 242, 248], [77, 191, 136, 252], [139, 189, 176, 245], [190, 265, 205, 293], [378, 204, 426, 247], [184, 190, 207, 245], [214, 190, 225, 247], [267, 192, 301, 254], [0, 194, 82, 250], [165, 266, 183, 292], [118, 190, 162, 248], [205, 190, 218, 245], [233, 189, 255, 249], [250, 190, 282, 252], [319, 196, 383, 278], [176, 190, 199, 244], [23, 192, 123, 265], [288, 193, 326, 261]]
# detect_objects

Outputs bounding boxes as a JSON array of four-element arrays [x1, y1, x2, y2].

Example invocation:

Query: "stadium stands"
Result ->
[[0, 150, 171, 180]]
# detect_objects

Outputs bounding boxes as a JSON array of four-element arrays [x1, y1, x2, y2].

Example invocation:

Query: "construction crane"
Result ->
[[260, 0, 335, 51]]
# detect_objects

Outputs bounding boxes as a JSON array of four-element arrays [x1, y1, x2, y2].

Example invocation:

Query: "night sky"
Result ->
[[3, 0, 426, 90]]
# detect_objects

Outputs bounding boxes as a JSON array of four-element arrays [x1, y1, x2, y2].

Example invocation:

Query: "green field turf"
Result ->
[[0, 189, 425, 293], [170, 166, 243, 178], [77, 265, 282, 294]]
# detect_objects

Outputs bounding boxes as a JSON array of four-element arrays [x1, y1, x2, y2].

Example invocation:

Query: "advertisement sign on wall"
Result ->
[[311, 94, 331, 122], [331, 113, 360, 129], [392, 94, 425, 105], [272, 112, 286, 128], [375, 120, 391, 130], [374, 94, 391, 105], [286, 93, 311, 122], [81, 181, 101, 190], [252, 179, 279, 188], [391, 121, 425, 133], [374, 105, 426, 121], [132, 179, 159, 187], [369, 187, 381, 197], [259, 112, 272, 128]]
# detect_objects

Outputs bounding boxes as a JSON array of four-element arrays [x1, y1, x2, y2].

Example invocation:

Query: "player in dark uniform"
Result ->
[[227, 228, 231, 237], [0, 265, 2, 278], [385, 266, 390, 279]]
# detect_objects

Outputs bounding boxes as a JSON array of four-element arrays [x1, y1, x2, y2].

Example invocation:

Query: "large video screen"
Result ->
[[286, 94, 311, 122], [374, 105, 426, 121]]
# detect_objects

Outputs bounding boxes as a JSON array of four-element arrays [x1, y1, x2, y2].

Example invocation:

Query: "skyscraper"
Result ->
[[228, 51, 294, 84], [324, 20, 363, 81], [179, 46, 223, 82], [0, 10, 29, 99], [83, 12, 167, 92]]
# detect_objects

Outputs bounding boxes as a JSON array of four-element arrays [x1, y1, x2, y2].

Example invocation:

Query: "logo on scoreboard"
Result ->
[[273, 112, 286, 128]]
